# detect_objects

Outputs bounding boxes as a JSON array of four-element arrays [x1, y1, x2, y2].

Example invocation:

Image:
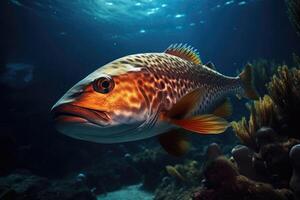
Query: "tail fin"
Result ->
[[239, 64, 259, 100]]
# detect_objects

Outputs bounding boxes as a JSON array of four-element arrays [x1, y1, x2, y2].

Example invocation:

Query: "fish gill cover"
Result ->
[[1, 0, 300, 200]]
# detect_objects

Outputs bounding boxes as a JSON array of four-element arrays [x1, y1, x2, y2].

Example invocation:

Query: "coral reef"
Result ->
[[0, 170, 96, 200], [267, 66, 300, 139], [132, 147, 179, 191], [286, 0, 300, 36], [289, 144, 300, 199], [232, 95, 280, 151], [2, 59, 300, 200], [232, 65, 300, 145], [193, 157, 295, 200], [231, 145, 258, 181], [154, 160, 202, 200], [231, 62, 300, 191], [154, 61, 300, 200]]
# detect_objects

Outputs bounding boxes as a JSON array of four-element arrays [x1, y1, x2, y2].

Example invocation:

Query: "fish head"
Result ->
[[51, 57, 155, 143]]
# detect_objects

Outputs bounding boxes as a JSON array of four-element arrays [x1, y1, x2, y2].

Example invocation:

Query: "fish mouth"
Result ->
[[51, 104, 111, 127]]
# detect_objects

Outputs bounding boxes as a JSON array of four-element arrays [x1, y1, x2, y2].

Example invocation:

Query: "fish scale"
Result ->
[[118, 53, 242, 118]]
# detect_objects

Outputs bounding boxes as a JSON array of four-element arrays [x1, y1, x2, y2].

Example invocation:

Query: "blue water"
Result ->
[[97, 183, 154, 200]]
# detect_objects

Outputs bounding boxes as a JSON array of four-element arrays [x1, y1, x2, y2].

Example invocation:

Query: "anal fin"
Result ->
[[170, 114, 230, 135], [159, 130, 191, 157]]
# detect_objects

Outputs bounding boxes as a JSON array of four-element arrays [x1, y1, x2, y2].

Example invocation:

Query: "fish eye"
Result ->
[[93, 76, 115, 94]]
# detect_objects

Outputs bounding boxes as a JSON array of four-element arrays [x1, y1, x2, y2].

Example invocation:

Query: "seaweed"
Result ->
[[232, 62, 300, 148], [267, 66, 300, 138], [232, 95, 280, 151], [231, 60, 300, 190]]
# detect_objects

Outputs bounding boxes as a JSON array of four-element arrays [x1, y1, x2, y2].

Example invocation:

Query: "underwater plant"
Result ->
[[267, 66, 300, 139], [165, 165, 186, 182], [231, 61, 300, 191], [232, 63, 300, 147], [231, 95, 279, 151], [286, 0, 300, 36]]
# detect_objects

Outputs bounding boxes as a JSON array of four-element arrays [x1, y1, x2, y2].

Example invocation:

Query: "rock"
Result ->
[[255, 127, 276, 148], [193, 157, 295, 200], [132, 148, 178, 191], [289, 144, 300, 198], [260, 141, 294, 188], [0, 171, 96, 200], [205, 143, 222, 161], [0, 171, 49, 199], [231, 145, 258, 180], [203, 156, 239, 189], [76, 173, 87, 183]]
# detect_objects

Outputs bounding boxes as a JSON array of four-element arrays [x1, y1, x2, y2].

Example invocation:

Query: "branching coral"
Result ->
[[231, 61, 300, 190], [232, 95, 279, 151], [285, 0, 300, 36], [233, 63, 300, 148], [267, 66, 300, 138]]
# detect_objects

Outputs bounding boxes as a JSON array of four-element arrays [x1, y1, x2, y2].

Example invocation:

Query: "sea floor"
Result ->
[[97, 183, 154, 200]]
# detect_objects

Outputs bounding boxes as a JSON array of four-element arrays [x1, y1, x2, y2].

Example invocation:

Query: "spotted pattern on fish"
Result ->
[[93, 53, 242, 125]]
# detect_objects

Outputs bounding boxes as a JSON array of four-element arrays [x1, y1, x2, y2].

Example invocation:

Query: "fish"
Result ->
[[51, 43, 258, 156]]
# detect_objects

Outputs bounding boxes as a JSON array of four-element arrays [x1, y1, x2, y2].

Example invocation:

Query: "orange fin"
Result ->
[[239, 64, 259, 100], [213, 98, 233, 118], [164, 43, 202, 65], [170, 114, 230, 135], [166, 88, 204, 119], [159, 130, 190, 157]]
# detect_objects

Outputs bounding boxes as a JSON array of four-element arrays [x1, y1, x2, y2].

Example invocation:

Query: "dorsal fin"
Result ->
[[164, 43, 202, 65]]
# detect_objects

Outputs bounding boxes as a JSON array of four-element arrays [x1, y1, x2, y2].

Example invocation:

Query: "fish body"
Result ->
[[52, 44, 257, 154]]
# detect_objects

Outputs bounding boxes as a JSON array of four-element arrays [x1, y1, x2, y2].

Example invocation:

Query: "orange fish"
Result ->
[[51, 44, 258, 156]]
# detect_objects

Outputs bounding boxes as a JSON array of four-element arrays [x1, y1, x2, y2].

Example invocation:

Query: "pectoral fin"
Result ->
[[213, 98, 233, 118], [166, 88, 204, 119], [159, 130, 191, 157], [170, 114, 230, 135]]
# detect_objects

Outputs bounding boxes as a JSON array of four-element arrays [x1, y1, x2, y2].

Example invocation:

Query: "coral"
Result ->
[[0, 170, 96, 200], [132, 147, 179, 191], [289, 144, 300, 198], [205, 143, 222, 161], [232, 62, 300, 191], [267, 66, 300, 138], [255, 127, 277, 148], [285, 0, 300, 36], [154, 160, 202, 200], [165, 165, 186, 182], [232, 95, 279, 151], [193, 157, 295, 200], [232, 65, 300, 148], [231, 145, 258, 181]]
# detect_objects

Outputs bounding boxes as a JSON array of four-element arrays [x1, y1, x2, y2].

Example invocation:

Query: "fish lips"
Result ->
[[51, 103, 145, 143], [51, 103, 111, 127]]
